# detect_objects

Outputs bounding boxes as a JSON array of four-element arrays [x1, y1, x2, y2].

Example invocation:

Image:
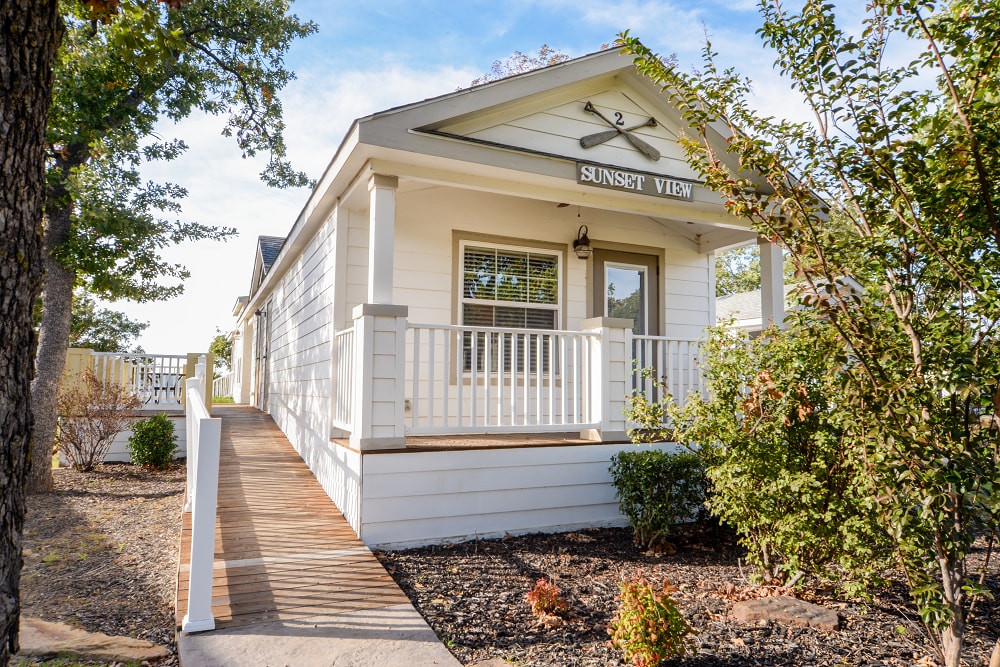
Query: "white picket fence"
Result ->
[[181, 356, 221, 634], [211, 370, 233, 398], [91, 352, 188, 406]]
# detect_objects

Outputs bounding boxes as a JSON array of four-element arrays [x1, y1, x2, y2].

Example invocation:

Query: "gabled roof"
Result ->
[[259, 236, 284, 272], [243, 49, 756, 310], [249, 235, 285, 298]]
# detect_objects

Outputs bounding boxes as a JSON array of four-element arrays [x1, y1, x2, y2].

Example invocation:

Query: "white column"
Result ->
[[580, 317, 633, 442], [349, 303, 408, 451], [759, 238, 785, 328], [368, 174, 398, 304]]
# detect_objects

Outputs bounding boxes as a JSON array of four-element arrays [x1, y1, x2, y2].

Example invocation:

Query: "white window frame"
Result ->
[[458, 240, 562, 330]]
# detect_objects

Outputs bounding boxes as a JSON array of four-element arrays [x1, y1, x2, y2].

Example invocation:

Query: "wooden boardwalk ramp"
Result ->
[[176, 405, 407, 628], [175, 405, 460, 666]]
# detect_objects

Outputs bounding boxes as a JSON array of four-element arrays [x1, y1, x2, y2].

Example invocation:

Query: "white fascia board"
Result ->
[[365, 154, 736, 227], [244, 124, 371, 314]]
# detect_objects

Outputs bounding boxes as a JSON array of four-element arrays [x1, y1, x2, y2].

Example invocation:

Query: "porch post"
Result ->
[[349, 303, 408, 451], [580, 317, 633, 443], [759, 238, 785, 328], [368, 174, 398, 304]]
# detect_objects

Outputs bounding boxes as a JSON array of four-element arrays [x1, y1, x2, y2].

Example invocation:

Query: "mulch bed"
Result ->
[[378, 524, 1000, 667], [20, 463, 186, 666]]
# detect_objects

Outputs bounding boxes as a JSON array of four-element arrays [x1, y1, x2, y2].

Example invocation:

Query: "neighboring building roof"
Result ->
[[716, 284, 798, 331], [232, 296, 249, 318], [716, 277, 864, 332]]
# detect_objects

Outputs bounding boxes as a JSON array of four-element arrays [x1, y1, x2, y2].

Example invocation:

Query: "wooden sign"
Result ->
[[576, 163, 695, 201]]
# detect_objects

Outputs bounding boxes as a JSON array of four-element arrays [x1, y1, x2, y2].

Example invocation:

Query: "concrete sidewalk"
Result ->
[[175, 406, 460, 667], [178, 604, 460, 666]]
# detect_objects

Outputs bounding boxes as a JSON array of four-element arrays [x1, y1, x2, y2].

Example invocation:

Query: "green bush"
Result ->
[[609, 449, 706, 550], [627, 324, 889, 591], [127, 413, 177, 470], [609, 572, 693, 666]]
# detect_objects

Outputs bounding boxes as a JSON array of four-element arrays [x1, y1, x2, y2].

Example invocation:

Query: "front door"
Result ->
[[592, 249, 659, 335]]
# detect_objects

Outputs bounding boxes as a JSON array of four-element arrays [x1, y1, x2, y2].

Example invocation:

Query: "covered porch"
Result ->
[[332, 310, 708, 449]]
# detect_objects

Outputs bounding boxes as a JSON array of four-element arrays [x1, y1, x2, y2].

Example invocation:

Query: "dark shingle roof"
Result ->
[[259, 236, 285, 272]]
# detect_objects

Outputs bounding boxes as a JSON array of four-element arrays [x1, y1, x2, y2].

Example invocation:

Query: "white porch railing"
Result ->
[[181, 356, 221, 633], [333, 326, 356, 432], [92, 352, 188, 406], [630, 336, 704, 409], [211, 370, 233, 398], [405, 323, 599, 435]]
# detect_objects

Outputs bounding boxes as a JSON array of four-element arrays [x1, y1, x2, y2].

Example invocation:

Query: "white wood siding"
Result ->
[[358, 442, 675, 549], [463, 89, 701, 183], [265, 210, 337, 460], [309, 439, 363, 534]]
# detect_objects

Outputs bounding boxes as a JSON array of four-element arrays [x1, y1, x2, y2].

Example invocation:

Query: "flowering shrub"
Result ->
[[609, 572, 693, 666], [525, 578, 568, 618]]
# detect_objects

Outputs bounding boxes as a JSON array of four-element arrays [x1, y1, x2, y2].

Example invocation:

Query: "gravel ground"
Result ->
[[20, 463, 186, 666], [15, 463, 1000, 667], [378, 524, 1000, 667]]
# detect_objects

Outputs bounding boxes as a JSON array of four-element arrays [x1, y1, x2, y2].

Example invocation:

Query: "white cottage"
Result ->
[[230, 49, 785, 548]]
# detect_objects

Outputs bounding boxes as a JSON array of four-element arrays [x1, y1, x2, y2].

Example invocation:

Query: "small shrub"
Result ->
[[56, 368, 141, 472], [609, 571, 693, 666], [525, 578, 568, 618], [127, 413, 178, 469], [609, 449, 706, 550]]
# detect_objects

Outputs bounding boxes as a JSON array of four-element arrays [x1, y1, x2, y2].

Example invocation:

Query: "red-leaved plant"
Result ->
[[525, 578, 568, 618]]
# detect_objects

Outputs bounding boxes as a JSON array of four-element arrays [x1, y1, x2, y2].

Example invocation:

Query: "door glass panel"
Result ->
[[606, 265, 646, 334]]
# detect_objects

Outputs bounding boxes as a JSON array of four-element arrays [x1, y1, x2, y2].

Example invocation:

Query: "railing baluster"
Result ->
[[412, 327, 422, 430], [427, 328, 436, 430]]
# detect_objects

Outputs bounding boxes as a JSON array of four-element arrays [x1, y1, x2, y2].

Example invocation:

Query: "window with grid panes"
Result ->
[[460, 243, 560, 373]]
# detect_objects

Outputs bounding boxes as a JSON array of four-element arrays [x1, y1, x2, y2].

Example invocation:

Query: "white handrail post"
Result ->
[[181, 375, 221, 633], [581, 317, 633, 442], [349, 303, 408, 451]]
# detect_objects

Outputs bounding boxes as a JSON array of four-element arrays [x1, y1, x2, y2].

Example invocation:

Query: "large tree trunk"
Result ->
[[27, 202, 75, 494], [0, 1, 62, 663]]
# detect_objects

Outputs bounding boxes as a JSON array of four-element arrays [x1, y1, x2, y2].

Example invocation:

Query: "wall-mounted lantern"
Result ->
[[573, 225, 592, 260]]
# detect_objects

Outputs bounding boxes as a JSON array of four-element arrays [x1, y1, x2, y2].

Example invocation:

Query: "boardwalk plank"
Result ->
[[175, 405, 401, 630]]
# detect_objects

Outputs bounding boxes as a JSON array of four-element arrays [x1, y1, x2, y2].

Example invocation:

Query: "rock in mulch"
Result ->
[[17, 617, 171, 663], [732, 596, 840, 632]]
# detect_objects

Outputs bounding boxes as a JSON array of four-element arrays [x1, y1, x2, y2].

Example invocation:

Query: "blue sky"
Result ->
[[128, 0, 801, 354]]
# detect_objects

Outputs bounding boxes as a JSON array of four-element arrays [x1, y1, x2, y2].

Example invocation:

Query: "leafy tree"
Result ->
[[0, 1, 62, 661], [715, 245, 760, 297], [68, 290, 148, 352], [470, 44, 570, 86], [209, 329, 233, 371], [623, 1, 1000, 664], [29, 0, 316, 494]]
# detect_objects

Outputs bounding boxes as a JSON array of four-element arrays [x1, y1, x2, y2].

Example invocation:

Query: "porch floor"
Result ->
[[332, 431, 628, 453], [175, 405, 409, 631]]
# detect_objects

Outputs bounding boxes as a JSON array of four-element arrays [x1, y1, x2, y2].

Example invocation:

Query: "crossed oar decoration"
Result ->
[[579, 101, 661, 161]]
